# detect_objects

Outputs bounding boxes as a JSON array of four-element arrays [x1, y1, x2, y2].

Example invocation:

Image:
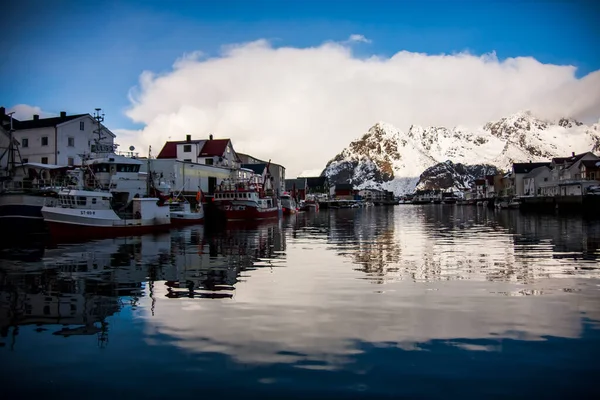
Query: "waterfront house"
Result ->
[[359, 188, 384, 202], [305, 176, 328, 195], [0, 107, 115, 167], [330, 183, 355, 200], [580, 160, 600, 181], [483, 175, 496, 198], [511, 162, 552, 197], [157, 134, 241, 169], [285, 178, 307, 200], [541, 152, 600, 196], [523, 165, 552, 196], [474, 178, 486, 199]]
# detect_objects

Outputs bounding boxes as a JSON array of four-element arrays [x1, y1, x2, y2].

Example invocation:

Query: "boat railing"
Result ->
[[1, 178, 70, 192]]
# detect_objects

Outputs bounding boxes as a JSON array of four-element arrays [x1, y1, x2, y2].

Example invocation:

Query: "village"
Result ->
[[410, 153, 600, 212], [1, 106, 599, 241]]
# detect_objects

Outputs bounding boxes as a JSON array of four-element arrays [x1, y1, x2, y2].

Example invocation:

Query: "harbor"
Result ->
[[1, 205, 599, 398]]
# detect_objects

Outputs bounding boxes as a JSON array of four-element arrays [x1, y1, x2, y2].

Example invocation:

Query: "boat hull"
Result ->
[[0, 192, 58, 234], [222, 206, 279, 221], [170, 215, 205, 226]]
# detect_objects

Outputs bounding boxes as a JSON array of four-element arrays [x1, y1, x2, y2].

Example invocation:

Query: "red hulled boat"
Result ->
[[213, 168, 280, 221]]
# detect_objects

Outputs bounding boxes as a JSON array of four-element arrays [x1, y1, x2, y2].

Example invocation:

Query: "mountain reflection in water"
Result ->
[[1, 207, 599, 399]]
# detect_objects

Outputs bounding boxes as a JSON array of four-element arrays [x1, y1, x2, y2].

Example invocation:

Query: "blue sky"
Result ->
[[2, 0, 598, 131]]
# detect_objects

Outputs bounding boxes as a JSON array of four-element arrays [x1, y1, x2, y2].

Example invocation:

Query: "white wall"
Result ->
[[176, 141, 205, 163], [12, 115, 115, 166], [13, 126, 55, 164], [57, 116, 115, 165]]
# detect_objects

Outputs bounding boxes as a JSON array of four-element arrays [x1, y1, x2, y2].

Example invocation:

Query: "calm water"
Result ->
[[1, 206, 599, 399]]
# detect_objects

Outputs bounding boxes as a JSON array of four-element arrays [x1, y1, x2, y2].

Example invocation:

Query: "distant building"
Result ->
[[285, 178, 307, 200], [237, 152, 286, 196], [330, 183, 355, 200], [523, 166, 552, 196], [157, 134, 241, 169], [511, 162, 552, 197], [0, 107, 115, 166], [305, 176, 328, 194]]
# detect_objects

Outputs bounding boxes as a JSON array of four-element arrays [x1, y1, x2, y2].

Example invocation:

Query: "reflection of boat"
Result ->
[[280, 192, 298, 215], [508, 198, 521, 209], [213, 167, 279, 221], [41, 189, 170, 241]]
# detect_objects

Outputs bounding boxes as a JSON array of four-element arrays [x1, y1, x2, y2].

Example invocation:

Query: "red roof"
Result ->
[[199, 139, 230, 157], [157, 140, 203, 159]]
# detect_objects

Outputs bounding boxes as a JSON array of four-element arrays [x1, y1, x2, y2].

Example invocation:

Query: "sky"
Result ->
[[2, 0, 599, 177]]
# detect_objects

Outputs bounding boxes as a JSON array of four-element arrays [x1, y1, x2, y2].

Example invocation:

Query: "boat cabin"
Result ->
[[57, 190, 113, 209]]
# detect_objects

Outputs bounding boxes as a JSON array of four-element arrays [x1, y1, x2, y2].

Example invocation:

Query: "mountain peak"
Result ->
[[324, 112, 599, 195]]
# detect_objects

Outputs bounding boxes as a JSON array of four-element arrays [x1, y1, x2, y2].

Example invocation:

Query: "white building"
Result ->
[[522, 166, 552, 197], [511, 162, 552, 197], [0, 107, 115, 167], [157, 134, 241, 169]]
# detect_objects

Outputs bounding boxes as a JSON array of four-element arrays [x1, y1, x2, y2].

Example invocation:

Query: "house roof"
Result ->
[[241, 163, 268, 175], [333, 183, 353, 191], [199, 139, 230, 157], [523, 165, 550, 178], [512, 162, 551, 174], [285, 178, 307, 190], [580, 160, 600, 170], [156, 140, 204, 159], [14, 114, 87, 130], [552, 152, 591, 165], [237, 152, 265, 164], [305, 176, 327, 188]]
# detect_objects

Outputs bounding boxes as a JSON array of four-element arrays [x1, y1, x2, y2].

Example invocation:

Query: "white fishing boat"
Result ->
[[41, 189, 170, 241], [169, 199, 205, 225]]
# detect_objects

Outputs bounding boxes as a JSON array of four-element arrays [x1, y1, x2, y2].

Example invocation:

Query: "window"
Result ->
[[68, 157, 74, 166], [205, 158, 213, 165], [41, 136, 48, 146], [22, 138, 29, 148], [227, 146, 230, 153], [92, 198, 97, 204], [68, 137, 75, 147], [591, 172, 596, 180], [22, 158, 28, 163], [183, 159, 192, 162], [183, 144, 192, 153], [80, 121, 85, 130], [41, 157, 48, 164]]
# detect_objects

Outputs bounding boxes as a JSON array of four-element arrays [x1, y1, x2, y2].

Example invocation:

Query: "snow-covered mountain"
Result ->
[[323, 111, 600, 194], [415, 161, 499, 191]]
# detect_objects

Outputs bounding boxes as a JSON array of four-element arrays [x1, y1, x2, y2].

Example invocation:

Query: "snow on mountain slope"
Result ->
[[415, 161, 499, 191], [323, 111, 600, 194]]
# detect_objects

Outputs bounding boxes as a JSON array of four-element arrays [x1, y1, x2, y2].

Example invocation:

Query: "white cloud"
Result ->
[[120, 39, 600, 178], [346, 34, 372, 44], [7, 104, 55, 120]]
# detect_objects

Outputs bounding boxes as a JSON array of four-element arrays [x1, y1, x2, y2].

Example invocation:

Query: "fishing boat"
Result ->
[[41, 188, 170, 241], [280, 191, 298, 215], [213, 166, 280, 221], [168, 193, 205, 226]]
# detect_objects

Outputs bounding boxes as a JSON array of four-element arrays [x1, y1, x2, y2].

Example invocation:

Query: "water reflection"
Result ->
[[0, 208, 599, 397]]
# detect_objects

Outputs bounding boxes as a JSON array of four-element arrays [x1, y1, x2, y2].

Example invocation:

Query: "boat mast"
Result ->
[[147, 145, 152, 196], [2, 111, 25, 178]]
